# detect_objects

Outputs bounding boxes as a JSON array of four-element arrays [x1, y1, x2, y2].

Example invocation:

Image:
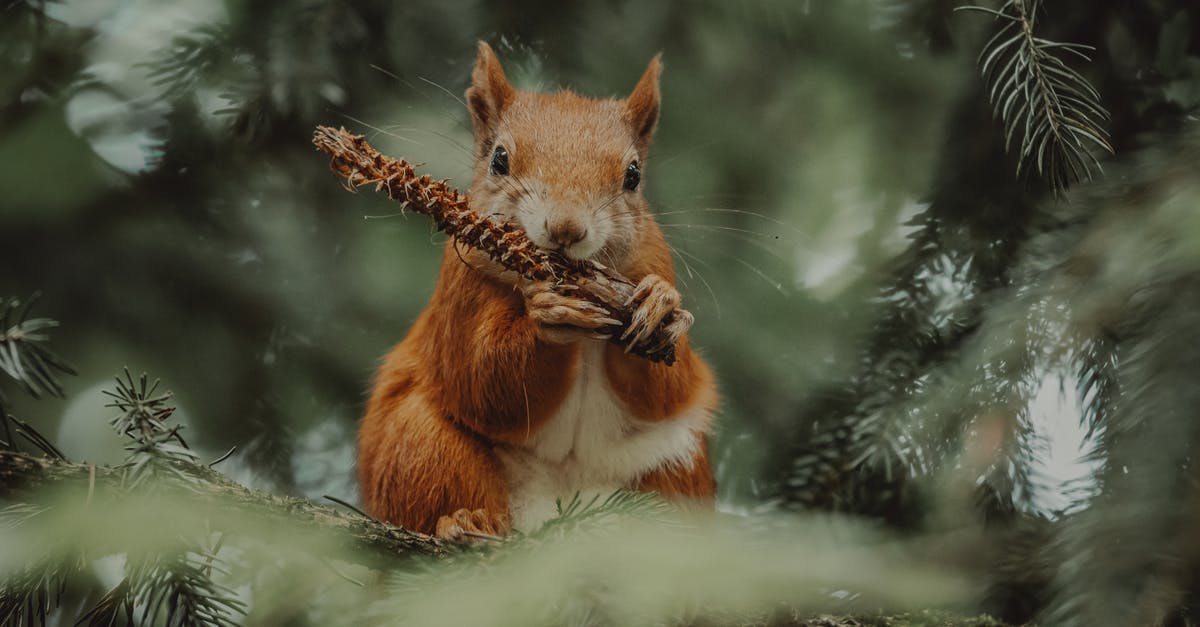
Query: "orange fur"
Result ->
[[604, 219, 716, 422], [357, 43, 717, 535]]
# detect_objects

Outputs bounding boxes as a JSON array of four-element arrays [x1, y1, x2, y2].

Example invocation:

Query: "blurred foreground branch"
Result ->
[[312, 125, 688, 365], [0, 450, 445, 564]]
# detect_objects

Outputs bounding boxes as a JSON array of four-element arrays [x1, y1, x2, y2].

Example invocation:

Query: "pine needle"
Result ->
[[959, 0, 1113, 192]]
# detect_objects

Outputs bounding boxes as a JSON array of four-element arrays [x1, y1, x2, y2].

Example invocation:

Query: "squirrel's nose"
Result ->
[[545, 218, 587, 248]]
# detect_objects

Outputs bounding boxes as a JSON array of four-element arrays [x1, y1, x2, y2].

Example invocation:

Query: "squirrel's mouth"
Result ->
[[554, 242, 600, 262], [522, 223, 604, 262]]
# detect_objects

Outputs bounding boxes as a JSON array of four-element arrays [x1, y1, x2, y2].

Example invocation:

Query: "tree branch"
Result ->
[[0, 451, 445, 565]]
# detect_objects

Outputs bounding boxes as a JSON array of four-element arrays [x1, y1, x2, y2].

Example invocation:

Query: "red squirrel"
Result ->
[[357, 42, 717, 538]]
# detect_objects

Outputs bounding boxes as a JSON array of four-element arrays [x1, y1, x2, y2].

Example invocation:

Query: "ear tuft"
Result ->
[[466, 42, 515, 142], [626, 54, 662, 151]]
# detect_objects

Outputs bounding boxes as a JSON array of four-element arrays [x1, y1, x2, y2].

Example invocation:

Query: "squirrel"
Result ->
[[357, 42, 718, 539]]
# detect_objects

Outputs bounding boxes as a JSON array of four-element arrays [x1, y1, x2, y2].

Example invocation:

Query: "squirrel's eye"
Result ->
[[490, 146, 509, 176], [623, 160, 641, 191]]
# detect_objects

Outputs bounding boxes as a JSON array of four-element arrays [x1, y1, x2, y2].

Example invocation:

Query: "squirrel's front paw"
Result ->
[[621, 274, 693, 353], [522, 280, 620, 345], [436, 508, 511, 542]]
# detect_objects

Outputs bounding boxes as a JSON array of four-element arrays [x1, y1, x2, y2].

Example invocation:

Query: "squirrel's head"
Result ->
[[464, 42, 661, 267]]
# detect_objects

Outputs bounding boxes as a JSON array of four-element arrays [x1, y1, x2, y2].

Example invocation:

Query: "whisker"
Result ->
[[657, 223, 781, 238], [417, 75, 469, 109], [731, 255, 788, 295], [378, 125, 475, 163], [657, 224, 789, 259], [680, 191, 772, 203], [669, 245, 721, 318], [336, 112, 421, 145], [508, 174, 537, 200], [493, 175, 532, 204], [369, 63, 402, 80], [367, 63, 473, 136], [666, 231, 790, 296], [600, 247, 619, 271], [653, 138, 719, 167], [590, 191, 626, 218], [654, 207, 809, 238]]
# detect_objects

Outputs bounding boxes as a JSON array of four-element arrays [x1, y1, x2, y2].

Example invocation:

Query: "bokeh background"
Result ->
[[5, 1, 1200, 624]]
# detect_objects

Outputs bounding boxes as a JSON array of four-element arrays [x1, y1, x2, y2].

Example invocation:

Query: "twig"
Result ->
[[312, 125, 684, 365], [10, 415, 65, 460], [324, 494, 377, 522], [208, 445, 237, 467]]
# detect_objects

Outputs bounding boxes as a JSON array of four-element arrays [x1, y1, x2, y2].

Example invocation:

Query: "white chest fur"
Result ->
[[498, 343, 709, 531]]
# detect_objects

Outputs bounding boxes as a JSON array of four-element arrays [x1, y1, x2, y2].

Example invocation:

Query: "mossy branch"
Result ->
[[312, 125, 684, 365]]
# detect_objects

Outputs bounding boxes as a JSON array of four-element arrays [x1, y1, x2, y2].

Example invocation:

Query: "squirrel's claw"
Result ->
[[436, 508, 510, 543], [522, 280, 617, 344], [648, 307, 693, 355], [621, 274, 682, 350]]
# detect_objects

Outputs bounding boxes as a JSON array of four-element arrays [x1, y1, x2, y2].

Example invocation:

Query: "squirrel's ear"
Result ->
[[625, 54, 662, 151], [466, 42, 515, 139]]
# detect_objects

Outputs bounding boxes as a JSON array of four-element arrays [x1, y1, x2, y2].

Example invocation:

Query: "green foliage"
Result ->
[[119, 540, 245, 627], [0, 295, 73, 459], [0, 355, 246, 626], [776, 2, 1200, 626], [0, 295, 74, 405], [99, 375, 246, 626], [141, 24, 233, 103], [0, 504, 85, 627], [105, 370, 199, 488], [960, 0, 1113, 192]]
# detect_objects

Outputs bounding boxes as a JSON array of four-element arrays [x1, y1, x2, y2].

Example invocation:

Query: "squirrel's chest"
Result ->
[[497, 343, 701, 531]]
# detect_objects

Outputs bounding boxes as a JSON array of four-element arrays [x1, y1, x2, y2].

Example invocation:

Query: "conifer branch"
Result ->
[[104, 369, 199, 489], [0, 450, 446, 563], [312, 125, 686, 365], [1, 295, 75, 459], [0, 295, 75, 403], [0, 365, 445, 624], [0, 503, 84, 627], [960, 0, 1113, 191]]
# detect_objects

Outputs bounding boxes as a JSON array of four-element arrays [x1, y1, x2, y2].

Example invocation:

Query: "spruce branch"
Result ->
[[959, 0, 1113, 192], [2, 416, 65, 461], [312, 125, 687, 365], [123, 541, 246, 627], [1, 295, 75, 459], [1, 362, 444, 624], [139, 23, 231, 101], [0, 453, 428, 625], [77, 577, 135, 627], [6, 365, 246, 627], [0, 450, 445, 563], [0, 294, 75, 402], [103, 369, 199, 489], [540, 490, 676, 541], [0, 504, 86, 627]]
